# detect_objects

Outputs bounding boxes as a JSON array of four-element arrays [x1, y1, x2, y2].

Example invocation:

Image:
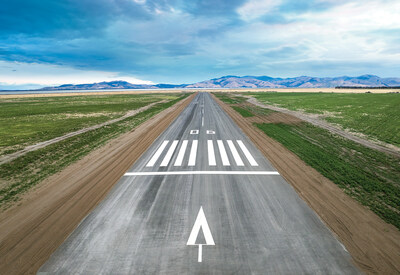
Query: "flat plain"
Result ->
[[249, 92, 400, 147], [0, 93, 189, 207], [0, 94, 177, 154], [215, 92, 400, 230], [1, 90, 399, 275], [214, 92, 400, 273]]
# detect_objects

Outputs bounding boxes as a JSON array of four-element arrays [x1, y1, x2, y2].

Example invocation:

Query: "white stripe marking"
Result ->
[[124, 171, 280, 176], [174, 140, 188, 166], [237, 140, 258, 166], [146, 140, 169, 167], [207, 140, 216, 166], [188, 140, 198, 166], [227, 140, 244, 166], [217, 140, 230, 166], [160, 140, 178, 167]]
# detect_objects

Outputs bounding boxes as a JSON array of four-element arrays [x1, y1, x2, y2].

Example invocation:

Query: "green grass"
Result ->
[[213, 93, 247, 104], [0, 94, 175, 154], [214, 92, 274, 117], [250, 92, 400, 147], [231, 106, 254, 117], [256, 122, 400, 229], [0, 94, 189, 208]]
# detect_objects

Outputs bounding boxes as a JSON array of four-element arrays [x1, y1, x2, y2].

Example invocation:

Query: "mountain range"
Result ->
[[38, 75, 400, 91]]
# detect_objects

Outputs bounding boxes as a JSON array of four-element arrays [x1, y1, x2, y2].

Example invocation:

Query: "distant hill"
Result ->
[[185, 75, 400, 88], [38, 75, 400, 91], [39, 81, 183, 91]]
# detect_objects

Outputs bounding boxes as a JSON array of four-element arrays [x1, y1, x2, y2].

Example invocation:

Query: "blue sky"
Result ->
[[0, 0, 399, 89]]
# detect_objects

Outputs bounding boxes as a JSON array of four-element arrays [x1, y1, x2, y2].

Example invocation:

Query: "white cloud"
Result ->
[[296, 0, 400, 31], [0, 61, 154, 87], [132, 0, 146, 4], [226, 0, 400, 62], [237, 0, 282, 21]]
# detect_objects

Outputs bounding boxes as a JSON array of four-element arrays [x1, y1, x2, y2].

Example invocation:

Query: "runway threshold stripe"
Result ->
[[227, 140, 244, 166], [160, 140, 179, 167], [217, 140, 230, 166], [174, 140, 188, 166], [124, 171, 280, 176], [237, 140, 258, 166], [146, 140, 169, 167], [188, 140, 198, 166], [208, 140, 216, 166]]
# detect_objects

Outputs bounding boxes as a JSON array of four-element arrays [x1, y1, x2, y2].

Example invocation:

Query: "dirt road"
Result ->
[[0, 94, 194, 274], [214, 94, 400, 275]]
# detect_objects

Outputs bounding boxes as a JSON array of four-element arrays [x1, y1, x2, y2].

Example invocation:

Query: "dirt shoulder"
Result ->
[[246, 97, 400, 157], [213, 94, 400, 274], [0, 93, 195, 275]]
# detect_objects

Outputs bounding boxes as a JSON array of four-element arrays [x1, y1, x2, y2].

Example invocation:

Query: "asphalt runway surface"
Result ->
[[39, 93, 360, 274]]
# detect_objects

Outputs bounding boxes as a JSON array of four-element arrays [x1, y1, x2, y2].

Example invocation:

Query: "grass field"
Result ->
[[0, 94, 176, 155], [0, 94, 189, 208], [231, 106, 254, 117], [213, 93, 247, 104], [256, 122, 400, 230], [214, 92, 275, 117], [249, 92, 400, 147]]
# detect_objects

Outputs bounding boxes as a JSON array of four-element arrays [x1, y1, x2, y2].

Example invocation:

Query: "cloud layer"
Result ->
[[0, 0, 399, 87]]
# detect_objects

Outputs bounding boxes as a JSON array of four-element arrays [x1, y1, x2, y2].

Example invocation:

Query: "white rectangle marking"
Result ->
[[124, 171, 280, 176], [227, 140, 244, 166], [237, 140, 258, 166], [174, 140, 188, 167], [188, 140, 198, 166], [207, 140, 216, 166], [146, 140, 169, 167], [217, 140, 230, 166], [160, 140, 179, 167]]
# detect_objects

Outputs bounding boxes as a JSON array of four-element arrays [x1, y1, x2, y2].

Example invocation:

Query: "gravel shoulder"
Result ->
[[214, 94, 400, 275]]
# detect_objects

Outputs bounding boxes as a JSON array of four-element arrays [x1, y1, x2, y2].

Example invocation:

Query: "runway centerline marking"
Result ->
[[146, 140, 169, 167], [124, 171, 280, 176]]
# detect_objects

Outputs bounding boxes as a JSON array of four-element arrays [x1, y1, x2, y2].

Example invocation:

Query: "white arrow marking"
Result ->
[[187, 206, 215, 262]]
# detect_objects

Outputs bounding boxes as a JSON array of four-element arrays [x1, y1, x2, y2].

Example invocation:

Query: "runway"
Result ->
[[38, 93, 360, 274]]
